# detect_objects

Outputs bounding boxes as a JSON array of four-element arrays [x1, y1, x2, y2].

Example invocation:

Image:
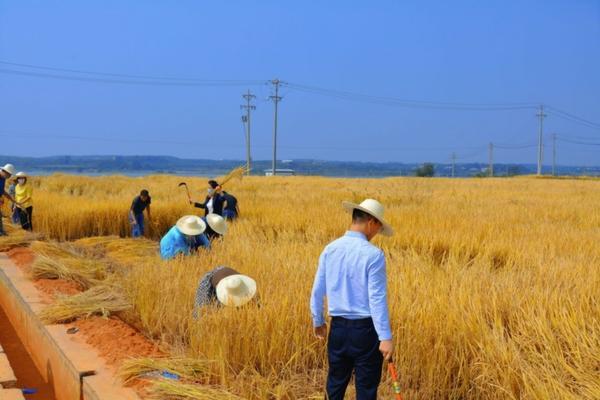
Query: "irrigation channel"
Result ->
[[0, 306, 56, 399]]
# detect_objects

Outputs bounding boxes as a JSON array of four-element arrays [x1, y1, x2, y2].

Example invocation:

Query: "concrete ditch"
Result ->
[[0, 254, 140, 400]]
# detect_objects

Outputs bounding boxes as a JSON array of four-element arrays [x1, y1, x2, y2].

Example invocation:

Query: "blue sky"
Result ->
[[0, 1, 599, 165]]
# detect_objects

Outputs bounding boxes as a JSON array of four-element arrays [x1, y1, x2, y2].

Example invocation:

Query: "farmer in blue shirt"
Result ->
[[160, 215, 211, 260], [129, 189, 152, 237], [310, 198, 394, 400]]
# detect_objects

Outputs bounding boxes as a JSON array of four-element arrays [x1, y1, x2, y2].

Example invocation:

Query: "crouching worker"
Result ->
[[202, 213, 228, 241], [160, 215, 210, 260], [193, 266, 257, 317]]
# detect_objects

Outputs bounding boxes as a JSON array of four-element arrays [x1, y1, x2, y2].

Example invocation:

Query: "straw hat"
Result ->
[[205, 213, 227, 235], [15, 171, 27, 178], [1, 164, 15, 176], [216, 274, 257, 307], [342, 198, 394, 236], [176, 215, 206, 236]]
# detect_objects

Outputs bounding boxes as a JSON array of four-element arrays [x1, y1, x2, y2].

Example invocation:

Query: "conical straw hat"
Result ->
[[215, 275, 257, 307], [176, 215, 206, 236]]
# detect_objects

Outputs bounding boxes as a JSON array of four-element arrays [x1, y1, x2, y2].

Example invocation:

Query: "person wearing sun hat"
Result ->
[[14, 172, 34, 231], [201, 213, 228, 241], [310, 198, 394, 400], [193, 266, 257, 318], [0, 164, 20, 236], [159, 215, 211, 260]]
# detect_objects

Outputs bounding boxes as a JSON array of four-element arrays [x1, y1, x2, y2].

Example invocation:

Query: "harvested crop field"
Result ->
[[1, 174, 599, 399]]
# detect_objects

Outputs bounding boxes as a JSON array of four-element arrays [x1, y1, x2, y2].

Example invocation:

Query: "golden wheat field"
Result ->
[[4, 174, 600, 399]]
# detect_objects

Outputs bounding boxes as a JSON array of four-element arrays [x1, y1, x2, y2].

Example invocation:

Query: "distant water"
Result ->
[[27, 169, 234, 177]]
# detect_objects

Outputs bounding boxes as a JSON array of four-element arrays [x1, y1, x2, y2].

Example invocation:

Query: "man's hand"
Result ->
[[314, 325, 327, 340], [379, 340, 394, 361]]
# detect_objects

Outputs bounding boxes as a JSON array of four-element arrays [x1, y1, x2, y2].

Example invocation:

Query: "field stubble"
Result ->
[[4, 174, 599, 399]]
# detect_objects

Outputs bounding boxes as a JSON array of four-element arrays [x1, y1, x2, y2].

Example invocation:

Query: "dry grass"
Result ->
[[39, 285, 131, 324], [118, 357, 217, 384], [14, 174, 600, 399]]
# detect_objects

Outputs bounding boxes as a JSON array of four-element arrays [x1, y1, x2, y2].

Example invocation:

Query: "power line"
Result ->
[[546, 106, 600, 130], [0, 68, 264, 87], [284, 82, 538, 111], [555, 136, 600, 146], [0, 60, 265, 84]]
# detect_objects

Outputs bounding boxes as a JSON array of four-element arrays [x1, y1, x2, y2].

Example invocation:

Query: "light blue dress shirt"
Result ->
[[310, 231, 392, 341], [160, 226, 210, 260]]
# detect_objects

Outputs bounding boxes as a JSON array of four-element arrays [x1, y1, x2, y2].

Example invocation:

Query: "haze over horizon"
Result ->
[[1, 1, 599, 166]]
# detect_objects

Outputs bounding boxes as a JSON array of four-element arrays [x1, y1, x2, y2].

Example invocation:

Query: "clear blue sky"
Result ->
[[1, 1, 599, 165]]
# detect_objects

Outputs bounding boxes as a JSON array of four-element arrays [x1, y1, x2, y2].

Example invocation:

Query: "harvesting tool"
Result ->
[[388, 359, 404, 400], [178, 182, 192, 203]]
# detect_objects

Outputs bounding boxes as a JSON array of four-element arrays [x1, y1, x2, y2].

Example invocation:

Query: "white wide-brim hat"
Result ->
[[205, 213, 228, 235], [15, 171, 27, 178], [216, 274, 257, 307], [1, 164, 15, 176], [342, 198, 394, 236], [176, 215, 206, 236]]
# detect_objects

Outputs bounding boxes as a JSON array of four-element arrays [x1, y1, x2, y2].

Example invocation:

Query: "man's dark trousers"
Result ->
[[326, 317, 383, 400]]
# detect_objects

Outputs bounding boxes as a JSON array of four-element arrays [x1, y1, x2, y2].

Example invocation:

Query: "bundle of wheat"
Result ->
[[119, 357, 216, 384], [219, 165, 247, 186], [31, 254, 106, 289], [0, 228, 40, 251], [38, 285, 131, 324], [29, 240, 81, 258]]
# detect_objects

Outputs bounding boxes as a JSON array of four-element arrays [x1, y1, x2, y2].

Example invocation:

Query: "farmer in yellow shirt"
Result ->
[[14, 172, 33, 231]]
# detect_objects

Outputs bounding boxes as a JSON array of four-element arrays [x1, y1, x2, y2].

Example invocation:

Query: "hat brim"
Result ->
[[206, 215, 227, 235], [176, 217, 206, 236], [342, 201, 394, 236], [215, 275, 257, 307]]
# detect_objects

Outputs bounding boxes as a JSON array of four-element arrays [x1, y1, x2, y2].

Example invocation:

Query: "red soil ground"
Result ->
[[7, 247, 163, 396]]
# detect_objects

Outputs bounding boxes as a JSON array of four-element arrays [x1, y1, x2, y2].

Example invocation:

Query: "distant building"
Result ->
[[264, 168, 295, 176]]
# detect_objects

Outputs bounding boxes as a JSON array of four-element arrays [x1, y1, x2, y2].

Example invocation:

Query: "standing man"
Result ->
[[129, 189, 152, 237], [310, 199, 395, 400], [0, 164, 18, 236]]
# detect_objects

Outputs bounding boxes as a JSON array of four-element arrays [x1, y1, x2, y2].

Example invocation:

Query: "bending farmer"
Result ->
[[130, 189, 152, 237], [202, 213, 228, 241], [310, 198, 394, 400], [193, 266, 257, 317], [160, 215, 210, 260]]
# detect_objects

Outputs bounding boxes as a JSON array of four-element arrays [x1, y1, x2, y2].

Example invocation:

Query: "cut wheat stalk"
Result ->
[[38, 285, 131, 324], [219, 165, 247, 186], [118, 357, 217, 384], [31, 254, 106, 289]]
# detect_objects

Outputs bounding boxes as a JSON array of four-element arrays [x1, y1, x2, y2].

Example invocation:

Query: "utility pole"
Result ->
[[240, 90, 256, 175], [451, 152, 456, 177], [552, 133, 557, 176], [269, 79, 282, 176], [488, 142, 494, 177], [536, 104, 546, 175]]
